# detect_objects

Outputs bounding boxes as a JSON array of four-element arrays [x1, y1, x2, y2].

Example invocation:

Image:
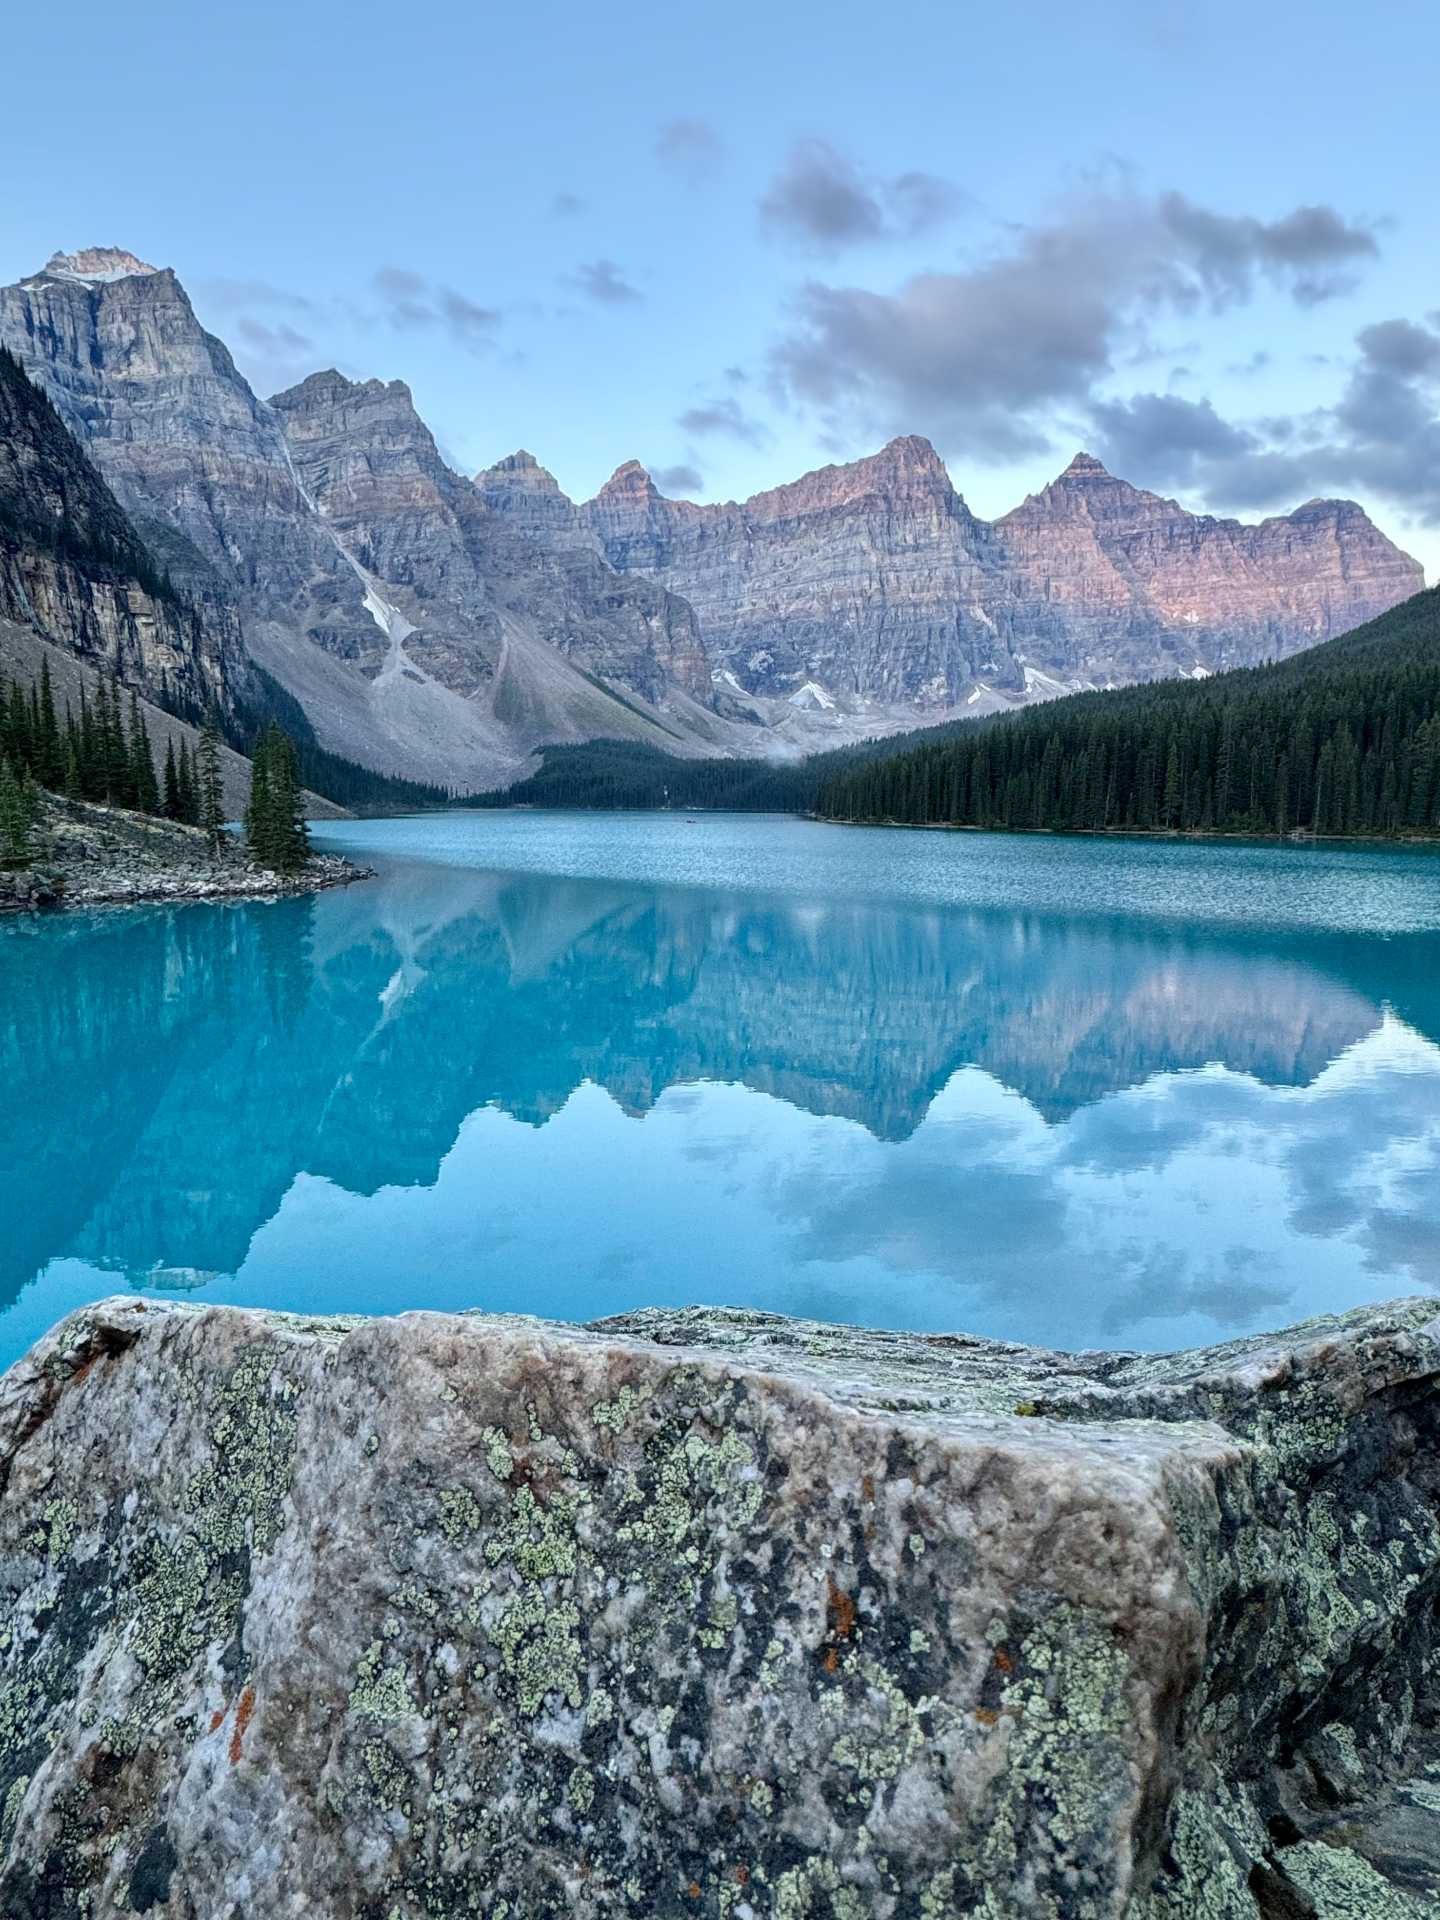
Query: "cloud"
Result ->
[[439, 287, 503, 344], [195, 276, 315, 314], [676, 396, 769, 446], [1094, 314, 1440, 527], [655, 117, 725, 186], [236, 316, 314, 357], [572, 259, 643, 306], [654, 463, 703, 495], [551, 191, 586, 218], [1157, 193, 1379, 306], [759, 139, 964, 254], [1090, 392, 1259, 490], [371, 266, 501, 350], [769, 186, 1386, 461]]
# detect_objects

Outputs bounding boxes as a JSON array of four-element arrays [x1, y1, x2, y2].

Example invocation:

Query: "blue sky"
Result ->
[[3, 0, 1437, 575]]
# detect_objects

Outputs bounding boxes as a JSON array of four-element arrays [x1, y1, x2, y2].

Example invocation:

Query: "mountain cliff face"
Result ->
[[571, 437, 1021, 708], [994, 452, 1426, 681], [572, 439, 1424, 711], [0, 254, 726, 788], [273, 375, 712, 711], [0, 343, 243, 718]]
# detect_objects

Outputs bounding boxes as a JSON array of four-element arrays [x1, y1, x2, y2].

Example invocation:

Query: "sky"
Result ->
[[3, 0, 1438, 576]]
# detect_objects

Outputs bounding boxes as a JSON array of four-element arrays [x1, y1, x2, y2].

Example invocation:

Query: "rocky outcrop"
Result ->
[[573, 440, 1424, 714], [3, 1295, 1440, 1915], [0, 790, 368, 913], [0, 342, 245, 721]]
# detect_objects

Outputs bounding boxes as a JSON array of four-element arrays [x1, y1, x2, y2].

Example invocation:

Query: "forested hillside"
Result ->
[[467, 721, 983, 814], [816, 589, 1440, 839]]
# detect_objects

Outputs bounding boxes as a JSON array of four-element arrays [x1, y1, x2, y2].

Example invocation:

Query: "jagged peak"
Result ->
[[38, 247, 161, 286], [874, 433, 947, 473], [1060, 451, 1111, 478], [481, 449, 562, 490], [596, 459, 657, 500], [270, 370, 417, 413], [272, 368, 353, 400]]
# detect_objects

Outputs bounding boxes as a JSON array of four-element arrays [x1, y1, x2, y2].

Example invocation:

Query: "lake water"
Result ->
[[2, 812, 1438, 1369]]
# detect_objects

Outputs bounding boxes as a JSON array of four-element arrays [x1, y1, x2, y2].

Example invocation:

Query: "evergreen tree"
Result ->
[[128, 690, 161, 814], [162, 738, 182, 820], [197, 715, 225, 850], [35, 660, 63, 788], [177, 740, 199, 826], [244, 722, 309, 871], [272, 727, 310, 871], [245, 726, 275, 866], [0, 756, 34, 868]]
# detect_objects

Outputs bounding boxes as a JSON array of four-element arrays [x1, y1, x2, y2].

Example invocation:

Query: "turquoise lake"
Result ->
[[2, 812, 1438, 1368]]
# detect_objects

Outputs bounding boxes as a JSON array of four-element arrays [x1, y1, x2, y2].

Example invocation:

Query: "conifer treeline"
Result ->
[[0, 660, 197, 818], [0, 661, 309, 872], [817, 590, 1440, 839]]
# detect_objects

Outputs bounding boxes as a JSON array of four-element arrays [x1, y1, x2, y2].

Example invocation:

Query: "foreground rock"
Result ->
[[3, 1298, 1440, 1917], [0, 792, 370, 912]]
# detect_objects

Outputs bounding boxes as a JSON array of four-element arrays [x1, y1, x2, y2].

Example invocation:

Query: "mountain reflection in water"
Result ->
[[2, 818, 1438, 1363]]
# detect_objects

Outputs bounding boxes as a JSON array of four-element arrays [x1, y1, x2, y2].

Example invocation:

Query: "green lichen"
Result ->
[[480, 1427, 513, 1481], [1279, 1840, 1432, 1917], [592, 1383, 650, 1433], [39, 1498, 80, 1561], [436, 1487, 483, 1541], [483, 1483, 581, 1581], [360, 1738, 414, 1814], [349, 1641, 416, 1723], [485, 1592, 583, 1716]]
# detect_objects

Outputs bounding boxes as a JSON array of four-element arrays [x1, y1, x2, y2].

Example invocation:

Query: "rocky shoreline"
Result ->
[[3, 1295, 1440, 1915], [0, 792, 372, 913]]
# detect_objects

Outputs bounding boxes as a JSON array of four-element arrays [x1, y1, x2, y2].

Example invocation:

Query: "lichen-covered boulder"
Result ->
[[2, 1298, 1440, 1917]]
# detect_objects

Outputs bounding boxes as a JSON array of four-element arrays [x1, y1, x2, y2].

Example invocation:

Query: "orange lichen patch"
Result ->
[[686, 1882, 702, 1900], [69, 1355, 99, 1390], [822, 1647, 840, 1675], [229, 1686, 256, 1765], [974, 1706, 1000, 1727], [861, 1474, 876, 1504], [993, 1648, 1014, 1675], [207, 1708, 226, 1734], [733, 1866, 750, 1886], [826, 1577, 856, 1642]]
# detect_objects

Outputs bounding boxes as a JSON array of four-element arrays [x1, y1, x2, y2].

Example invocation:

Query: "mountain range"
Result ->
[[0, 246, 1424, 791]]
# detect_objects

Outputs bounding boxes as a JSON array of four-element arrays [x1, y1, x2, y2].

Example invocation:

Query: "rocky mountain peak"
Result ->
[[877, 433, 948, 475], [596, 459, 658, 501], [271, 368, 353, 405], [1060, 451, 1110, 478], [481, 449, 565, 494], [37, 247, 161, 286]]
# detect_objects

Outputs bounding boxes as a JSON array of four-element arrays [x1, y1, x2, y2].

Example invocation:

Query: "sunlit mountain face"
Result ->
[[2, 815, 1437, 1363]]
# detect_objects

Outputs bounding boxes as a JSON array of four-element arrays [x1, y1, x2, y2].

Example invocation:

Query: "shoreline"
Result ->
[[0, 852, 374, 914], [810, 813, 1440, 849]]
